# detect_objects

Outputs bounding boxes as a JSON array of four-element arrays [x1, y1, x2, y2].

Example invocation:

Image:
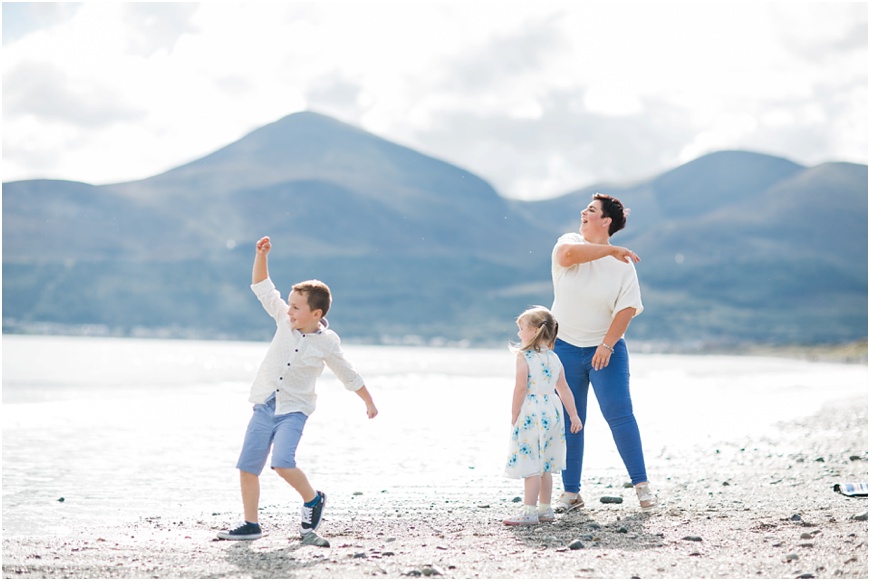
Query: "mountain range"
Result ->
[[3, 111, 867, 347]]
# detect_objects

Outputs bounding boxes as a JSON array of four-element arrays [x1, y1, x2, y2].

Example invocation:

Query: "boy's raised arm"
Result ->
[[252, 236, 271, 284]]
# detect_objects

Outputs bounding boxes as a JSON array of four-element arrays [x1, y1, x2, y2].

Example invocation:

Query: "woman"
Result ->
[[550, 193, 657, 511]]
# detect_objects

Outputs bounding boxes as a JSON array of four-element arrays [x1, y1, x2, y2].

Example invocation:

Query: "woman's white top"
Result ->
[[550, 232, 644, 348]]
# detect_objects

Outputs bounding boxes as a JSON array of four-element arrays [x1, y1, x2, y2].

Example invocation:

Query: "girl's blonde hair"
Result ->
[[514, 306, 559, 352]]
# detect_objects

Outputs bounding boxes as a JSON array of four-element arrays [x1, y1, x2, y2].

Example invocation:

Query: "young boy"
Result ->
[[218, 236, 378, 542]]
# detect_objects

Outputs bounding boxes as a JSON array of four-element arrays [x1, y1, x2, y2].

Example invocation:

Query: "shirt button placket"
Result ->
[[281, 342, 300, 382]]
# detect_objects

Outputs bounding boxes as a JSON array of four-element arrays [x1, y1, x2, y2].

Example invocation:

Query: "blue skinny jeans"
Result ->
[[554, 337, 648, 493]]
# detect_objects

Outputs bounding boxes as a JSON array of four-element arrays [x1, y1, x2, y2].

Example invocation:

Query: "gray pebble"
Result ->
[[600, 496, 623, 504], [800, 532, 813, 539], [850, 512, 868, 521], [682, 536, 703, 542], [790, 514, 802, 522], [785, 553, 799, 562], [616, 526, 629, 534], [422, 565, 444, 576], [403, 569, 423, 577], [301, 532, 330, 547], [511, 496, 522, 503], [568, 539, 585, 550], [587, 522, 601, 530]]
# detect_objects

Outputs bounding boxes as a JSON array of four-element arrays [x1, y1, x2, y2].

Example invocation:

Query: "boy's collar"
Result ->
[[299, 318, 328, 335]]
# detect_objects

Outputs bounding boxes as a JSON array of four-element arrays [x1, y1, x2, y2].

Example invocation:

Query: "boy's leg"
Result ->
[[275, 468, 317, 502], [234, 403, 276, 523], [217, 402, 273, 540], [270, 411, 326, 536], [270, 411, 310, 496], [241, 470, 260, 523], [274, 467, 316, 502]]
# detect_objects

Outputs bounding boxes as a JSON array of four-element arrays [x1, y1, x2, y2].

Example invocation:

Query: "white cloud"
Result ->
[[2, 1, 866, 198]]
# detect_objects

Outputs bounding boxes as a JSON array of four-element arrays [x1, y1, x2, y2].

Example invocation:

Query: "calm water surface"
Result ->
[[3, 335, 866, 537]]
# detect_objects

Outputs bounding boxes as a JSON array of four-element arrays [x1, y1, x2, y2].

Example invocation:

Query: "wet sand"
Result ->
[[3, 394, 866, 579]]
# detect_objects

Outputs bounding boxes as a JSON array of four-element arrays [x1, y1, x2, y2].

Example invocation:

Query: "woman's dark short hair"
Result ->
[[593, 193, 628, 236]]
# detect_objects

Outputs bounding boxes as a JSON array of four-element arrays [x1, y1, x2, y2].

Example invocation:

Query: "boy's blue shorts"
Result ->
[[236, 396, 308, 475]]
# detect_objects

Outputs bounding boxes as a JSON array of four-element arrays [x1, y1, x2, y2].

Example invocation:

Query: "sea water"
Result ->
[[2, 334, 866, 537]]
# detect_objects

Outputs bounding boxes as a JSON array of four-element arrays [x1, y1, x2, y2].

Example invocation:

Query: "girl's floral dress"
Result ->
[[504, 348, 567, 479]]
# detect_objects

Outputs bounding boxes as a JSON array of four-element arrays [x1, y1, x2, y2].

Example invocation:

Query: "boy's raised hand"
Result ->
[[256, 236, 271, 255]]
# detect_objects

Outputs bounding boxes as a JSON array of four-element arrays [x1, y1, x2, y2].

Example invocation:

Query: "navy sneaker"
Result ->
[[216, 521, 262, 540], [300, 491, 326, 536]]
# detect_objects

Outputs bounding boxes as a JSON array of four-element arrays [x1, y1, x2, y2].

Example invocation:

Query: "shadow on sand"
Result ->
[[510, 509, 664, 551], [221, 537, 330, 579]]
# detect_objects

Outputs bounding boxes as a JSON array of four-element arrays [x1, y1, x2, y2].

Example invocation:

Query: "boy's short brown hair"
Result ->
[[292, 280, 331, 317]]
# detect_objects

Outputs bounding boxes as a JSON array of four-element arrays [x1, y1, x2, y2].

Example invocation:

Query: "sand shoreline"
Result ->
[[3, 394, 867, 579]]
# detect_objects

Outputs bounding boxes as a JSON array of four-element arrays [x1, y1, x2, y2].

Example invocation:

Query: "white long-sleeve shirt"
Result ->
[[248, 278, 365, 416], [551, 233, 644, 347]]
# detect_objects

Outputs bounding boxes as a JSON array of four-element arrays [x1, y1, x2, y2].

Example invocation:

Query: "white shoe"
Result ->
[[635, 482, 658, 510], [538, 507, 555, 522], [553, 492, 584, 513], [503, 506, 540, 526]]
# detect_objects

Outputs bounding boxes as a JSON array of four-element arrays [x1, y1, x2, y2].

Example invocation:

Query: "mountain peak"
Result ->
[[116, 110, 505, 221], [243, 109, 370, 147], [651, 150, 806, 216]]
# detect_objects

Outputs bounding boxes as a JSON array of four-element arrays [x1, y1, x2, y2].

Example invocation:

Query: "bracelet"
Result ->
[[601, 343, 614, 353]]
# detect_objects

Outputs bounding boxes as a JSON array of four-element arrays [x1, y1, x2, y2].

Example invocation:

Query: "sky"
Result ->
[[2, 1, 867, 200]]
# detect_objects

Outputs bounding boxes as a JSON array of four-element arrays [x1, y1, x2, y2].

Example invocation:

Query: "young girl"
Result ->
[[504, 306, 583, 526]]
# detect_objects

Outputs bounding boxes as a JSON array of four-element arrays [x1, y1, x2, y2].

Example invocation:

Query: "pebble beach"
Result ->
[[3, 337, 868, 579], [3, 394, 866, 579]]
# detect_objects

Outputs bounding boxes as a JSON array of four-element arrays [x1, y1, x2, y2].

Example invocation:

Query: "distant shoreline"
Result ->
[[3, 327, 867, 364], [696, 339, 868, 365]]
